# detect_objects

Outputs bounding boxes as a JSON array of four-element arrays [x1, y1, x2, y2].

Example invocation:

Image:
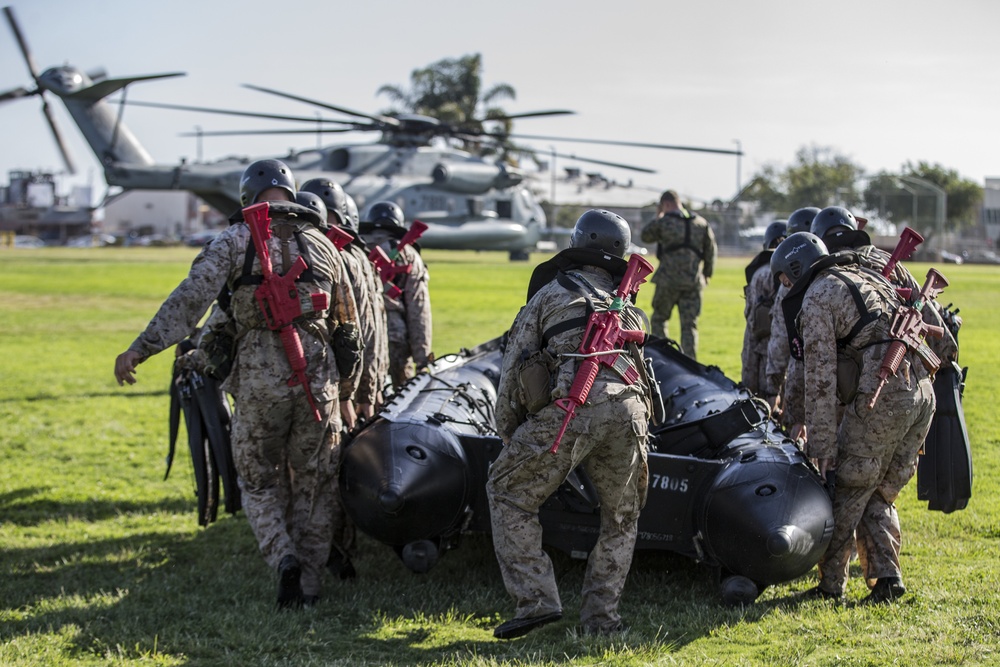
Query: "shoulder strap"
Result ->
[[659, 215, 705, 260], [231, 227, 319, 289], [825, 269, 882, 348]]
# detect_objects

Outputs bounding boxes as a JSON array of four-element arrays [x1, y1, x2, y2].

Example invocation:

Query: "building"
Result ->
[[0, 170, 95, 244]]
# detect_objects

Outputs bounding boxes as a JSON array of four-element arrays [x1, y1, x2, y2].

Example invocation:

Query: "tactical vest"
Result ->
[[782, 254, 900, 403], [657, 214, 705, 261]]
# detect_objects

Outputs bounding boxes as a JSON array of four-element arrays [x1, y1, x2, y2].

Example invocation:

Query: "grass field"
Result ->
[[1, 246, 998, 666]]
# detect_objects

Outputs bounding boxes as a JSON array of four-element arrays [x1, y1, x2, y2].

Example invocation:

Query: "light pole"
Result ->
[[733, 139, 742, 196]]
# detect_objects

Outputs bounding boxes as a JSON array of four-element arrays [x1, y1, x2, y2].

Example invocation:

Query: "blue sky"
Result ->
[[2, 0, 998, 204]]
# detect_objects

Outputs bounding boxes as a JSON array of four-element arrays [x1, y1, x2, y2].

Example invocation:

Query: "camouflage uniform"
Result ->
[[797, 263, 935, 596], [487, 264, 650, 634], [367, 231, 432, 390], [340, 239, 390, 409], [741, 253, 778, 396], [126, 214, 358, 598], [640, 210, 716, 359], [763, 284, 806, 428]]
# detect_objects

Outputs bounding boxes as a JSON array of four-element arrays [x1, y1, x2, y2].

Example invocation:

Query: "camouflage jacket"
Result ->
[[799, 264, 918, 459], [640, 211, 716, 288], [495, 265, 649, 443], [128, 216, 358, 404], [764, 283, 791, 399], [378, 241, 433, 369], [342, 241, 388, 404]]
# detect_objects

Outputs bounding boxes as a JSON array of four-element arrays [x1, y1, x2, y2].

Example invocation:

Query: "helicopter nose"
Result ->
[[379, 487, 404, 513]]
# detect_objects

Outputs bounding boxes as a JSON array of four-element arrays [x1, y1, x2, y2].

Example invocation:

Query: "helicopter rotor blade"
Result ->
[[40, 97, 75, 174], [548, 151, 656, 174], [120, 99, 360, 126], [4, 6, 42, 84], [483, 109, 576, 121], [243, 84, 400, 127], [0, 85, 32, 103], [506, 133, 744, 156], [4, 5, 76, 174], [179, 128, 356, 137]]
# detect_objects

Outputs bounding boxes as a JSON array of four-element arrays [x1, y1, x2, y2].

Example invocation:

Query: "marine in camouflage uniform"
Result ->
[[772, 232, 935, 603], [301, 179, 389, 420], [298, 181, 388, 578], [487, 210, 651, 639], [115, 160, 359, 607], [741, 221, 785, 396], [640, 189, 716, 359], [361, 202, 432, 392]]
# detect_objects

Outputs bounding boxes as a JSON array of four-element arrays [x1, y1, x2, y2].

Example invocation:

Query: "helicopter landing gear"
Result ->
[[509, 250, 530, 262]]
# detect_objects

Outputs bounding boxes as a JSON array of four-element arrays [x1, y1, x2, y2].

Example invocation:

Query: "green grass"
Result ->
[[2, 247, 999, 666]]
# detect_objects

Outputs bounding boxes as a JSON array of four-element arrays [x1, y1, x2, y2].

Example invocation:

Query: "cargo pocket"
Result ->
[[632, 415, 649, 510]]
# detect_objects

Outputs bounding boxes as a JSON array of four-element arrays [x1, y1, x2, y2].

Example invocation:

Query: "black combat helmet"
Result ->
[[570, 209, 631, 258], [344, 194, 360, 231], [763, 220, 788, 250], [786, 207, 821, 235], [295, 191, 328, 226], [364, 201, 405, 228], [301, 178, 348, 228], [811, 206, 858, 244], [770, 232, 828, 284], [239, 159, 295, 207]]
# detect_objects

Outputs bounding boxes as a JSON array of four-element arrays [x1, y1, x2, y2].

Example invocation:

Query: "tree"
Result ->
[[744, 145, 866, 214], [863, 162, 983, 237], [377, 54, 516, 140]]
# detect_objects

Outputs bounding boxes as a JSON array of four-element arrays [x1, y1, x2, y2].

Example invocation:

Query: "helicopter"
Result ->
[[1, 6, 742, 260]]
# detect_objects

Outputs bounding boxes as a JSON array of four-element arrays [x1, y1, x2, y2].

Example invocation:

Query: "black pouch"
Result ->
[[836, 345, 863, 404], [201, 320, 237, 381], [332, 322, 362, 378], [518, 348, 556, 415], [751, 299, 773, 338]]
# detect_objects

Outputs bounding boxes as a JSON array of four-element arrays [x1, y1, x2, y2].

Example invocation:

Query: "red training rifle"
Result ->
[[551, 253, 654, 454], [243, 202, 329, 421], [368, 220, 428, 299], [868, 267, 948, 410]]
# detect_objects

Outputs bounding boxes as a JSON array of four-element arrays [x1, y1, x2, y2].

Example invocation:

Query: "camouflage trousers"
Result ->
[[486, 392, 648, 633], [818, 377, 935, 594], [740, 332, 768, 397], [386, 311, 415, 390], [650, 282, 702, 360], [231, 394, 340, 597]]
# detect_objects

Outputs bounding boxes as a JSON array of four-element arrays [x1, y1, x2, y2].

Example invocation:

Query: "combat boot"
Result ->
[[493, 611, 562, 640], [863, 576, 906, 604], [277, 555, 303, 609]]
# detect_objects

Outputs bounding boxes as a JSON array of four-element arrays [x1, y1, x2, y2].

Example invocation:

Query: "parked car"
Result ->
[[14, 235, 46, 248], [939, 250, 964, 265], [184, 230, 221, 247]]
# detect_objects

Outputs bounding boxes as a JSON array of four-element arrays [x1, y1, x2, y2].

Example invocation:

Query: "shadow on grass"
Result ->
[[0, 487, 195, 526], [0, 503, 823, 665], [9, 389, 169, 403]]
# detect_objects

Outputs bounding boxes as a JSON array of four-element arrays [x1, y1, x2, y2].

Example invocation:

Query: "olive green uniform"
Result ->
[[640, 211, 716, 358]]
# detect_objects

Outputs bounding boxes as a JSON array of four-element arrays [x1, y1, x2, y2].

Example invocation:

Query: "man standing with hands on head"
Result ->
[[641, 189, 716, 359]]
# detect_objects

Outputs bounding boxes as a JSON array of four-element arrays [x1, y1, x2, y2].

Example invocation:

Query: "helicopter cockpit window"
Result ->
[[496, 199, 512, 220], [467, 198, 483, 216]]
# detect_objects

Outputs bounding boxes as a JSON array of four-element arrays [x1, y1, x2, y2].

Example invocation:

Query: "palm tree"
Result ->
[[377, 54, 516, 151]]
